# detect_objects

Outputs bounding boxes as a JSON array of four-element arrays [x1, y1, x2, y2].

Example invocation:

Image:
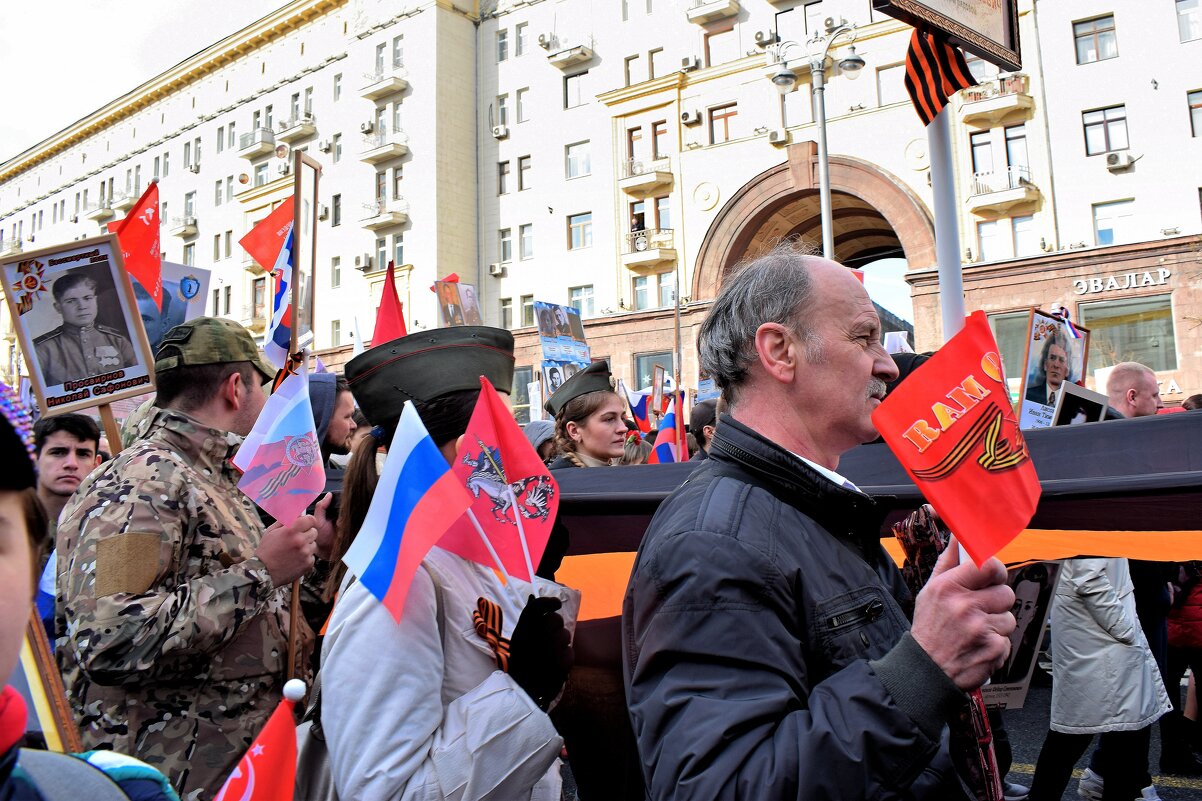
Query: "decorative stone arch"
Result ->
[[691, 140, 936, 300]]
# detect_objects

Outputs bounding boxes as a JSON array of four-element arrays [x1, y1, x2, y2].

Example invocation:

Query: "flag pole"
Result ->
[[505, 487, 537, 583], [285, 152, 305, 681], [928, 106, 966, 341], [464, 509, 525, 606]]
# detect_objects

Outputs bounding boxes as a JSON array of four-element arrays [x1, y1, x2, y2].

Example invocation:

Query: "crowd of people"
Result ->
[[1, 245, 1200, 801]]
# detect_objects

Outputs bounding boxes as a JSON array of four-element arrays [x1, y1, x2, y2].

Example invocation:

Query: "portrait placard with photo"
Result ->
[[1017, 308, 1090, 430]]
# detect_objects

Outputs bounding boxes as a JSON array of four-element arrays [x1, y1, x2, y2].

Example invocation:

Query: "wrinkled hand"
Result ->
[[910, 539, 1015, 691], [313, 493, 336, 560], [255, 514, 320, 586], [508, 595, 573, 710]]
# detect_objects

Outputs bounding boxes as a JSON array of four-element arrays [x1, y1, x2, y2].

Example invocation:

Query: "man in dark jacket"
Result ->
[[623, 246, 1016, 800]]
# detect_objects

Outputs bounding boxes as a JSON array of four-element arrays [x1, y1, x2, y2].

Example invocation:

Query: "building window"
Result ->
[[212, 289, 220, 315], [518, 155, 531, 190], [253, 277, 267, 319], [225, 231, 232, 259], [569, 285, 594, 317], [331, 256, 341, 288], [213, 234, 221, 262], [1181, 0, 1202, 42], [375, 171, 387, 201], [633, 273, 674, 310], [183, 191, 196, 217], [634, 351, 673, 391], [216, 126, 225, 153], [332, 194, 341, 226], [515, 23, 528, 56], [304, 86, 313, 114], [1081, 295, 1177, 373], [497, 29, 509, 62], [519, 223, 534, 259], [1190, 90, 1202, 137], [375, 42, 386, 73], [648, 48, 665, 80], [521, 295, 535, 327], [655, 196, 671, 229], [651, 121, 668, 159], [1012, 215, 1037, 257], [392, 167, 403, 199], [565, 141, 590, 178], [223, 285, 232, 316], [214, 180, 224, 206], [1073, 15, 1117, 64], [498, 161, 510, 195], [511, 366, 533, 424], [564, 72, 587, 109], [709, 103, 738, 144], [876, 64, 907, 106], [567, 212, 592, 250], [1005, 124, 1029, 169], [183, 243, 195, 266], [227, 123, 235, 150], [977, 220, 1001, 262], [970, 131, 993, 174], [516, 88, 529, 123], [987, 311, 1031, 395], [393, 234, 403, 267], [964, 54, 999, 83], [500, 297, 513, 329], [624, 55, 641, 87], [1083, 105, 1128, 155], [333, 73, 342, 101], [626, 126, 643, 161], [331, 320, 341, 346], [1092, 199, 1135, 246], [704, 25, 738, 67], [499, 228, 513, 262], [376, 238, 387, 269], [332, 133, 342, 163], [392, 35, 403, 67], [291, 92, 301, 121], [163, 151, 170, 176], [183, 141, 191, 168], [254, 163, 268, 186]]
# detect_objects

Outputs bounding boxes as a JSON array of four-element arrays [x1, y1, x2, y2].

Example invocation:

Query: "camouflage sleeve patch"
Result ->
[[95, 532, 162, 597]]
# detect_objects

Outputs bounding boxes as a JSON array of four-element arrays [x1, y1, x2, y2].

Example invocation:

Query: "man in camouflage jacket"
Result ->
[[56, 318, 333, 801]]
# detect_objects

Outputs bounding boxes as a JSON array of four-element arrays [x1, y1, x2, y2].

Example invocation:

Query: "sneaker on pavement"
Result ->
[[1136, 785, 1162, 800], [1002, 780, 1030, 801], [1077, 767, 1103, 801]]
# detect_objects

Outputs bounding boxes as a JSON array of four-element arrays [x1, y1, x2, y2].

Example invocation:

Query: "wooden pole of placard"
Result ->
[[22, 610, 83, 753]]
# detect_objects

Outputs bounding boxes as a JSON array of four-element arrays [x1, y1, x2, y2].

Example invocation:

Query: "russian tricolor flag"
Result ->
[[647, 394, 689, 464], [239, 197, 296, 368], [341, 402, 473, 622], [618, 379, 651, 433]]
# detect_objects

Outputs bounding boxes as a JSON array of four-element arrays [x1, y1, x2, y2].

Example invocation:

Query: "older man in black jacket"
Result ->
[[623, 245, 1016, 800]]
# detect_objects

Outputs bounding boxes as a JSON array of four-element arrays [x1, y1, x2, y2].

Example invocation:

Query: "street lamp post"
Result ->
[[770, 20, 865, 260]]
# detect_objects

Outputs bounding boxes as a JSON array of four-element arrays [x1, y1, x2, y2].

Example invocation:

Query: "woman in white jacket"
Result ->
[[319, 327, 578, 801], [1028, 557, 1170, 801]]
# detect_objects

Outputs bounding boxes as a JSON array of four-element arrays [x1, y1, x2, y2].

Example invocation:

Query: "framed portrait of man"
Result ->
[[1017, 308, 1090, 431], [2, 234, 155, 416], [435, 280, 466, 327]]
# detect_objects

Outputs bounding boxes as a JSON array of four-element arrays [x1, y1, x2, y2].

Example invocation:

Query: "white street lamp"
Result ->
[[770, 19, 863, 259]]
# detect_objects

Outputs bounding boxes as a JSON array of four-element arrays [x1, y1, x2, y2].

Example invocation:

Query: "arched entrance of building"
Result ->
[[691, 140, 936, 301]]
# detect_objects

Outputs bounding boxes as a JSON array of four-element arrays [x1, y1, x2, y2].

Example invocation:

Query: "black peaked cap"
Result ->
[[545, 359, 613, 417]]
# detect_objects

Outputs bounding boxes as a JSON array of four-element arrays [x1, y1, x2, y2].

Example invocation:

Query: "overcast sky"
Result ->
[[0, 0, 283, 163]]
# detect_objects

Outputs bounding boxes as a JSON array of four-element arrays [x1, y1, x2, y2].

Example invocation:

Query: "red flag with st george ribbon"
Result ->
[[904, 28, 977, 126], [438, 377, 559, 581], [372, 261, 407, 345], [107, 182, 162, 309], [871, 311, 1040, 565], [213, 685, 302, 801]]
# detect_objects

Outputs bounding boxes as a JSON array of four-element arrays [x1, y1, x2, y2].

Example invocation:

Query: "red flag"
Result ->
[[111, 182, 162, 309], [214, 684, 302, 801], [438, 377, 559, 581], [427, 272, 460, 292], [239, 196, 295, 269], [372, 261, 407, 344], [871, 311, 1040, 565], [904, 29, 977, 126]]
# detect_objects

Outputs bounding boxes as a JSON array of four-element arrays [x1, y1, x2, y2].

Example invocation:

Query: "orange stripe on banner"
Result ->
[[882, 529, 1202, 567], [557, 552, 638, 621]]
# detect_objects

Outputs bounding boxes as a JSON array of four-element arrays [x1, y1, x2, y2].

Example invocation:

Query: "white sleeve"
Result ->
[[321, 571, 563, 801]]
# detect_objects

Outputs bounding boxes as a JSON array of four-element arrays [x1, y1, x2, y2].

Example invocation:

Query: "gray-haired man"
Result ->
[[623, 246, 1016, 799]]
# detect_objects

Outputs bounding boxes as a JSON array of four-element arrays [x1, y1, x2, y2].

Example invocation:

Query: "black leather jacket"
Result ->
[[623, 416, 963, 800]]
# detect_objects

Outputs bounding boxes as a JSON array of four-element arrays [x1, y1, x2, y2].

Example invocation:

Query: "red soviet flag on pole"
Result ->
[[214, 680, 305, 801], [372, 261, 407, 345], [109, 181, 162, 309], [871, 311, 1040, 565]]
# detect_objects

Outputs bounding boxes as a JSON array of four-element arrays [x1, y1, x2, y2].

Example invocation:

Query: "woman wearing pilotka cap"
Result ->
[[317, 327, 579, 801]]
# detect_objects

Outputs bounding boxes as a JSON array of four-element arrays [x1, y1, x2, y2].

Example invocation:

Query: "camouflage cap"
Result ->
[[154, 317, 276, 382], [345, 326, 514, 433]]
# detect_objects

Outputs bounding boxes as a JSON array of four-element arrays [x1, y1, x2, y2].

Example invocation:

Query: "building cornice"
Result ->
[[0, 0, 347, 184]]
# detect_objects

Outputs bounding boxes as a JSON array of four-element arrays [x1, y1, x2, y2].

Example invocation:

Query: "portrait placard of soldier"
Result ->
[[1016, 307, 1090, 431], [2, 234, 155, 416]]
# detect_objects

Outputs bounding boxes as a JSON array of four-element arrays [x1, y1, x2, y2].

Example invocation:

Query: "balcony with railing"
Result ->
[[169, 216, 198, 238], [238, 127, 276, 158], [360, 57, 408, 100], [966, 165, 1040, 215], [83, 200, 114, 222], [360, 128, 409, 164], [687, 0, 740, 24], [543, 36, 595, 69], [0, 239, 22, 256], [618, 156, 673, 195], [242, 303, 267, 333], [112, 191, 135, 212], [361, 196, 410, 230], [622, 228, 676, 269], [277, 113, 317, 143], [959, 73, 1033, 127]]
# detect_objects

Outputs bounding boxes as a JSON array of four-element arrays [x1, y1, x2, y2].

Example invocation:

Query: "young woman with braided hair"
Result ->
[[545, 361, 627, 470]]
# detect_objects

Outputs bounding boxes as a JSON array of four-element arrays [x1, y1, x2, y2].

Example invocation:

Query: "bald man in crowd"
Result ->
[[1106, 361, 1165, 418]]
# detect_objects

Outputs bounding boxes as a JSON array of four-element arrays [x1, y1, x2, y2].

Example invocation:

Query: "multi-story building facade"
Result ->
[[1, 0, 1197, 420]]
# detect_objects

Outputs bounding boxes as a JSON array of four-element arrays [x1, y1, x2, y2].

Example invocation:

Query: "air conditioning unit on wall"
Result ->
[[491, 125, 509, 140], [1105, 152, 1135, 172], [488, 263, 506, 277], [680, 110, 702, 126]]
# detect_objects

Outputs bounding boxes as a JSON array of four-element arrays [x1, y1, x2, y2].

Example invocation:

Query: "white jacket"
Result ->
[[320, 547, 580, 801], [1049, 557, 1170, 734]]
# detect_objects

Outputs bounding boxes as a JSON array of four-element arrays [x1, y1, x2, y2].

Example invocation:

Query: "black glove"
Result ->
[[507, 594, 573, 710]]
